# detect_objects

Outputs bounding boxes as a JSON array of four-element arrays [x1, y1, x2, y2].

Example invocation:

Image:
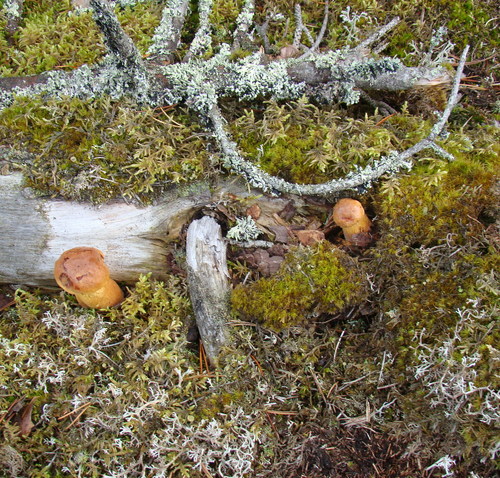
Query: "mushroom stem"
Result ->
[[341, 214, 372, 241]]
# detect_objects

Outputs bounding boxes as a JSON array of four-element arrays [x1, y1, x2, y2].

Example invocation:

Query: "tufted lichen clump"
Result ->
[[0, 95, 209, 203], [231, 241, 368, 331]]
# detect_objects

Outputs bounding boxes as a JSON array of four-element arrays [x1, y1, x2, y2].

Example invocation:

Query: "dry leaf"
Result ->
[[296, 230, 325, 246], [268, 225, 291, 244], [2, 397, 35, 437], [246, 204, 261, 220], [278, 45, 300, 59], [18, 400, 34, 436], [0, 294, 15, 312]]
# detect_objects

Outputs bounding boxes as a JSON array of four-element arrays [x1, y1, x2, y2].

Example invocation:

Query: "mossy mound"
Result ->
[[232, 241, 368, 331], [0, 95, 209, 203], [229, 98, 436, 184], [0, 0, 162, 76]]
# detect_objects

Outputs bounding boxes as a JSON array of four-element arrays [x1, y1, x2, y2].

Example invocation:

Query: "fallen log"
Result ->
[[186, 216, 230, 365], [0, 173, 208, 286], [0, 172, 299, 287]]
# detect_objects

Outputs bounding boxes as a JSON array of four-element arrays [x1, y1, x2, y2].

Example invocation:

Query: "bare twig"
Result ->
[[299, 0, 330, 60], [255, 18, 272, 54]]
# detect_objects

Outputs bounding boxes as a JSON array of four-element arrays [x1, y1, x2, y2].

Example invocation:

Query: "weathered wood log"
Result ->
[[0, 172, 300, 287], [0, 173, 209, 287], [186, 216, 230, 365]]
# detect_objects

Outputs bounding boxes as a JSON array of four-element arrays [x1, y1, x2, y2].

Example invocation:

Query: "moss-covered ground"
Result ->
[[0, 0, 498, 477]]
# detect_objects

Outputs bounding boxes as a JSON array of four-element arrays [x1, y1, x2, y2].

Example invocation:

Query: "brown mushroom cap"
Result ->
[[332, 198, 367, 228], [54, 247, 110, 294]]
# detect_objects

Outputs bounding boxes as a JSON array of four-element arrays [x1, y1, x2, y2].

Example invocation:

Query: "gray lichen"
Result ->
[[186, 0, 213, 59], [227, 216, 261, 242], [147, 0, 188, 58], [3, 0, 22, 18]]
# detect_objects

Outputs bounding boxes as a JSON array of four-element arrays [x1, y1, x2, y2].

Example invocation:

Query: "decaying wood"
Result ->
[[0, 172, 301, 287], [185, 216, 230, 365]]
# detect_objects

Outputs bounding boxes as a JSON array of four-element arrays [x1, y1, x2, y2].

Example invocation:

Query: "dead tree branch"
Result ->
[[186, 216, 230, 365], [208, 46, 468, 197], [0, 1, 463, 199], [184, 0, 213, 61], [148, 0, 190, 62]]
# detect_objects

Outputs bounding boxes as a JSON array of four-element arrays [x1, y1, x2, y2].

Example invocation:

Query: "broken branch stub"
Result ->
[[185, 216, 230, 366]]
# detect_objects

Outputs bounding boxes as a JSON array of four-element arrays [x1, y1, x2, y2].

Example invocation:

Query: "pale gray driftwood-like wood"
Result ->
[[185, 216, 230, 365], [0, 173, 209, 286], [0, 172, 301, 287]]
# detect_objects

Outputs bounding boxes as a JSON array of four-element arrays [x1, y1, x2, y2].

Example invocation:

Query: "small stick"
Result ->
[[250, 354, 264, 375], [62, 403, 92, 431], [332, 329, 345, 363], [57, 402, 92, 421], [265, 410, 299, 415], [299, 0, 330, 60]]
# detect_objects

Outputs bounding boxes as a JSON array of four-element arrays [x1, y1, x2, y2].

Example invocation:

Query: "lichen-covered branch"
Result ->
[[355, 16, 400, 52], [147, 0, 189, 61], [232, 0, 255, 51], [0, 1, 461, 198], [4, 0, 24, 38], [184, 0, 213, 61], [208, 46, 468, 198], [90, 0, 144, 70], [293, 3, 314, 48]]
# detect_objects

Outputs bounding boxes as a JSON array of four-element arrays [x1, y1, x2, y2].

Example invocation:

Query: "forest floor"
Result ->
[[0, 1, 498, 477]]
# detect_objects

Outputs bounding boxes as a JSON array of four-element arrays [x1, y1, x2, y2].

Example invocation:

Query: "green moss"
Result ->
[[196, 390, 246, 420], [0, 95, 209, 203], [0, 0, 162, 76], [0, 274, 201, 475], [208, 0, 241, 47], [232, 241, 367, 331], [362, 118, 499, 463], [230, 98, 435, 184]]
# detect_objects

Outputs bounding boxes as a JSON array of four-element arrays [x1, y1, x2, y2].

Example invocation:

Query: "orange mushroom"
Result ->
[[332, 198, 372, 246], [54, 247, 124, 309]]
